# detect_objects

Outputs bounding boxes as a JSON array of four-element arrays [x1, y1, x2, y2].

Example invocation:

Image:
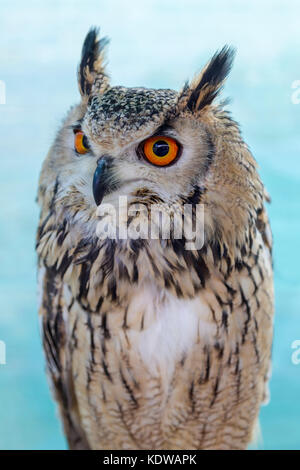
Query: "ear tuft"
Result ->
[[78, 27, 109, 97], [186, 46, 235, 112]]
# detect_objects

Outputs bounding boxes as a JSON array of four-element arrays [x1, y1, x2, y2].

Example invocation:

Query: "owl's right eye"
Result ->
[[74, 130, 90, 154]]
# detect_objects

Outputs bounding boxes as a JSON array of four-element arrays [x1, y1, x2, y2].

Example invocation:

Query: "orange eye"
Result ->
[[74, 130, 90, 154], [142, 136, 180, 166]]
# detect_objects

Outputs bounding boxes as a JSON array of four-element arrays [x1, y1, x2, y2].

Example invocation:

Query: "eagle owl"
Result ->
[[36, 28, 274, 450]]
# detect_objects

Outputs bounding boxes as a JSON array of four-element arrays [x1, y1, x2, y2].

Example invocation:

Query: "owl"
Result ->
[[36, 28, 274, 450]]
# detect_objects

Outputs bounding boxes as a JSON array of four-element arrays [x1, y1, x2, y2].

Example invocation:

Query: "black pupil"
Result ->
[[152, 140, 169, 157], [82, 135, 89, 149]]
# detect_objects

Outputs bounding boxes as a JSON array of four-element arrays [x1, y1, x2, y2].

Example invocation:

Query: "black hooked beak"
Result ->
[[92, 156, 118, 206]]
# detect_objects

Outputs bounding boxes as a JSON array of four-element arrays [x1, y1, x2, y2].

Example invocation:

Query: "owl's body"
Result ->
[[37, 29, 274, 450]]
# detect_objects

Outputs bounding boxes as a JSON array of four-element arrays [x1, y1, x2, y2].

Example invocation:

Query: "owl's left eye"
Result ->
[[74, 130, 90, 154], [139, 136, 180, 167]]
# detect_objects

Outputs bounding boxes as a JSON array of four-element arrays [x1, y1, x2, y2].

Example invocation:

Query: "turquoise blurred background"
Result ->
[[0, 0, 299, 450]]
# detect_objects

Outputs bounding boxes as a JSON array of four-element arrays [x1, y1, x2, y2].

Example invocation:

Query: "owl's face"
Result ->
[[38, 28, 263, 254]]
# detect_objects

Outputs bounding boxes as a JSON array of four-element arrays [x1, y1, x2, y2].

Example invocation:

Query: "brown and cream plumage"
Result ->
[[36, 28, 274, 450]]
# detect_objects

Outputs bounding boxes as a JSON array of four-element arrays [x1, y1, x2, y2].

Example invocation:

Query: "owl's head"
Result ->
[[38, 28, 264, 279]]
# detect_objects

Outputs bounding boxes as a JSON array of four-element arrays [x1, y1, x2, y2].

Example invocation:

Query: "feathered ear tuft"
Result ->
[[78, 27, 110, 97], [185, 46, 235, 112]]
